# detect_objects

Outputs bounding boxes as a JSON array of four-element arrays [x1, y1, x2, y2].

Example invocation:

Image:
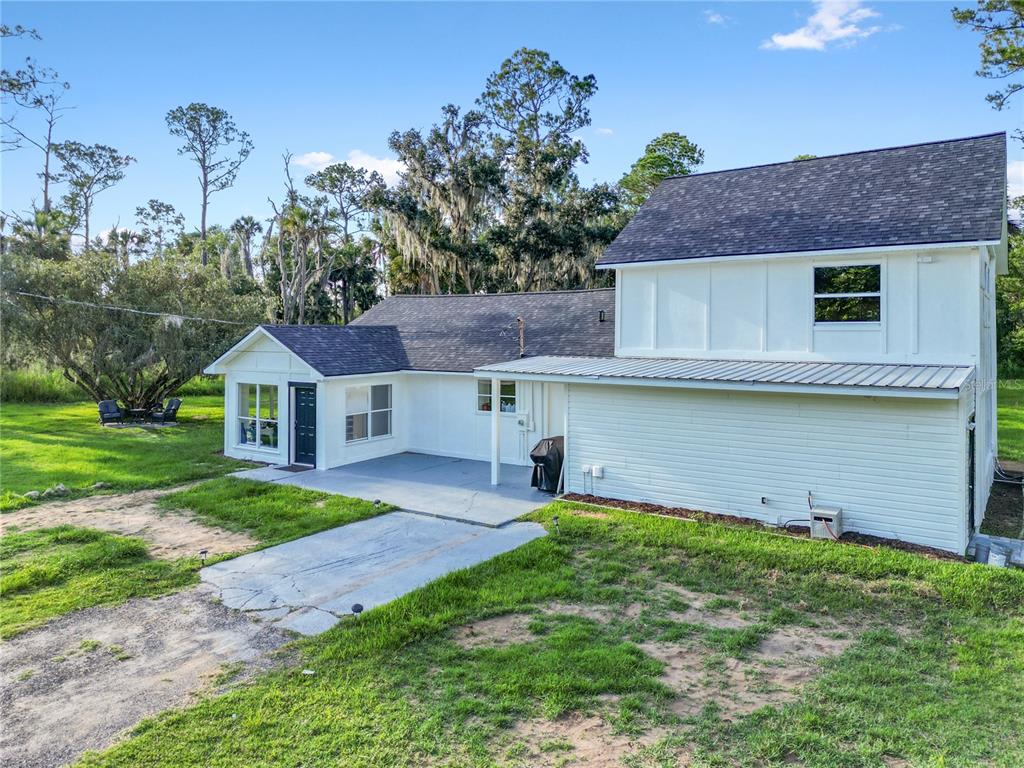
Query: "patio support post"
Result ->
[[491, 377, 501, 485]]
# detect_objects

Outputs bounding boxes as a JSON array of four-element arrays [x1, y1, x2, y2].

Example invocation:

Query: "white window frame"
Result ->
[[346, 383, 392, 443], [477, 379, 517, 414], [812, 262, 883, 326], [236, 383, 279, 451]]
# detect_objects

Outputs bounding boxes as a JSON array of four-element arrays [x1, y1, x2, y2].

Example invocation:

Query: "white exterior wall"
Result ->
[[615, 247, 982, 365], [220, 335, 318, 466], [566, 383, 968, 553]]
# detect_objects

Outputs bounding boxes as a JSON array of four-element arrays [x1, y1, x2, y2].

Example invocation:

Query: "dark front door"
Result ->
[[293, 385, 316, 466]]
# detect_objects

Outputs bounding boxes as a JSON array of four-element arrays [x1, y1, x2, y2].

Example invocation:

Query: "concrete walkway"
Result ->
[[201, 511, 546, 635], [231, 453, 551, 527]]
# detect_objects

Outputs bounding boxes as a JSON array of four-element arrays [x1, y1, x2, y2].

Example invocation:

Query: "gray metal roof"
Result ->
[[255, 289, 615, 377], [476, 355, 974, 396], [599, 133, 1007, 267]]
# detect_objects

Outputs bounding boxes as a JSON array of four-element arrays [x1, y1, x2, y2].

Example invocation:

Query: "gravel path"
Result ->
[[0, 585, 289, 768]]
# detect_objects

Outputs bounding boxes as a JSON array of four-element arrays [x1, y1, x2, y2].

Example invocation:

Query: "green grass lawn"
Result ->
[[0, 396, 252, 509], [998, 380, 1024, 463], [77, 502, 1024, 768], [0, 526, 195, 639], [0, 480, 390, 638], [157, 478, 392, 548]]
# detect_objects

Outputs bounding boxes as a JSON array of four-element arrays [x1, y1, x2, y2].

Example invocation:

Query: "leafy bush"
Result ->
[[177, 375, 224, 396], [0, 367, 82, 403]]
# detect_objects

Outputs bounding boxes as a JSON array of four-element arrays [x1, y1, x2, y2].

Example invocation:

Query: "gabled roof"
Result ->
[[260, 325, 408, 376], [599, 133, 1007, 267], [350, 289, 615, 372], [216, 289, 616, 378]]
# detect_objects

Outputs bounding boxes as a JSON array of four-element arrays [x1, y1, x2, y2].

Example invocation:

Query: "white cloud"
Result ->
[[704, 9, 727, 25], [291, 151, 336, 172], [596, 127, 614, 136], [1009, 160, 1024, 202], [761, 0, 882, 51], [346, 149, 405, 186]]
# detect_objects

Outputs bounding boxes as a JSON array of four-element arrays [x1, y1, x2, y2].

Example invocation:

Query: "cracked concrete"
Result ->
[[202, 511, 547, 635]]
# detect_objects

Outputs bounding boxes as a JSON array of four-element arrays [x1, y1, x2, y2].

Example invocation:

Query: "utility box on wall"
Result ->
[[809, 505, 843, 540]]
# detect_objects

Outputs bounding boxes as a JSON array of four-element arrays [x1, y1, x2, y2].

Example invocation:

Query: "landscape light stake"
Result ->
[[352, 603, 363, 619], [552, 516, 560, 535], [199, 549, 208, 565]]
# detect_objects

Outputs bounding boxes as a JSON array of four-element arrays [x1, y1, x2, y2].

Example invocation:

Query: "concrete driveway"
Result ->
[[230, 453, 550, 527], [202, 512, 546, 635]]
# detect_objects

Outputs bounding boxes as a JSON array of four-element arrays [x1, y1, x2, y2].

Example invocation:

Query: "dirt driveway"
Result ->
[[0, 585, 289, 768], [0, 487, 257, 559]]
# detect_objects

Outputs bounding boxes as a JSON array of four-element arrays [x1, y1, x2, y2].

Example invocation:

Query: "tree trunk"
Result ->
[[200, 172, 209, 266], [83, 199, 91, 249]]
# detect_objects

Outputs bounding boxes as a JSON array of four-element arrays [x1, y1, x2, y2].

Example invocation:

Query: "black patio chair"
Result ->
[[98, 400, 124, 425], [150, 397, 181, 424]]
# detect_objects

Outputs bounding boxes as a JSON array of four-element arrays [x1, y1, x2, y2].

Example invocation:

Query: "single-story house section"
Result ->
[[207, 133, 1008, 554]]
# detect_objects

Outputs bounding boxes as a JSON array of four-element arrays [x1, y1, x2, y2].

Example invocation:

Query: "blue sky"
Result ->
[[3, 1, 1022, 238]]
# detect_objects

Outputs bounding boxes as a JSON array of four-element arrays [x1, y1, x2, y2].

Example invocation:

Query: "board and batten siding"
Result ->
[[566, 384, 968, 553]]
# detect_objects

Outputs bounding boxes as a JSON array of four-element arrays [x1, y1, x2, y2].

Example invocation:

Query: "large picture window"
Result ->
[[347, 384, 391, 442], [813, 264, 881, 323], [237, 383, 278, 448], [477, 380, 516, 413]]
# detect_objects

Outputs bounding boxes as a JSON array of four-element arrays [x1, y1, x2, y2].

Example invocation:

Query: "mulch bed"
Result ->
[[559, 493, 966, 562], [980, 477, 1024, 539]]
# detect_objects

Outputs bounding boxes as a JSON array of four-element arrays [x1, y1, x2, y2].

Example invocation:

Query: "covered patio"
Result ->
[[230, 453, 548, 527]]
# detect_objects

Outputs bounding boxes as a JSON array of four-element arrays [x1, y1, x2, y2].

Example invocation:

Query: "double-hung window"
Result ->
[[477, 380, 516, 413], [346, 384, 392, 442], [813, 265, 882, 323], [237, 383, 278, 448]]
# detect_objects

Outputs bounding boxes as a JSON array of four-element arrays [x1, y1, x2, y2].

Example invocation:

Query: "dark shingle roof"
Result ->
[[599, 133, 1007, 266], [260, 289, 615, 376], [260, 325, 408, 377]]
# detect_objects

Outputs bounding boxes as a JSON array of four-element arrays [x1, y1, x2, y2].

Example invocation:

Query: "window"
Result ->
[[237, 384, 278, 449], [813, 264, 881, 323], [347, 384, 391, 442], [477, 380, 516, 413]]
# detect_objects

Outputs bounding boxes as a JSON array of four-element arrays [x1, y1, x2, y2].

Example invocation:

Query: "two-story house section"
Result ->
[[479, 134, 1008, 553], [210, 133, 1007, 554]]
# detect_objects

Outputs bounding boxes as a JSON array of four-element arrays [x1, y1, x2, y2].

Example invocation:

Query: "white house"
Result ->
[[207, 133, 1008, 554]]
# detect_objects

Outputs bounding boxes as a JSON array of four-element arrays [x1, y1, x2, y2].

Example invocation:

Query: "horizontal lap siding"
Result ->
[[567, 384, 965, 552]]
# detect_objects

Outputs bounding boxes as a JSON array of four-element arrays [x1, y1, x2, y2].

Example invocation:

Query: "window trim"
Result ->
[[477, 379, 518, 414], [346, 383, 393, 444], [236, 383, 279, 451], [812, 262, 883, 326]]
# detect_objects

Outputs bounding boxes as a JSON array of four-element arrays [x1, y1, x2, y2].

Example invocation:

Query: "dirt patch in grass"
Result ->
[[455, 614, 536, 649], [507, 713, 676, 768], [0, 487, 257, 559], [0, 584, 288, 768], [643, 622, 855, 720], [658, 584, 755, 629]]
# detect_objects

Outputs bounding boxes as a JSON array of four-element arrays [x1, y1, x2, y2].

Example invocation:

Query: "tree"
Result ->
[[53, 141, 134, 246], [619, 132, 704, 208], [378, 104, 499, 295], [0, 246, 263, 408], [135, 200, 184, 259], [953, 1, 1024, 114], [165, 103, 252, 265], [996, 204, 1024, 373], [1, 24, 67, 160], [230, 215, 263, 279], [479, 48, 611, 291], [793, 154, 818, 160], [2, 89, 69, 211]]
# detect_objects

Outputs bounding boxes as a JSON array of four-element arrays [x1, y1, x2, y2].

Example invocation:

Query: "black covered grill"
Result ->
[[530, 436, 564, 493]]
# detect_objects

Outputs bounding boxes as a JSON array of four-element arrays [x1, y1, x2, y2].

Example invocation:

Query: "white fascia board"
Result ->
[[597, 240, 1000, 271], [471, 369, 961, 400], [204, 326, 325, 378], [319, 369, 473, 381]]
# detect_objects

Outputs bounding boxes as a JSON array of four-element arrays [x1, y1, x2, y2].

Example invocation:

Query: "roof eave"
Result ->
[[204, 325, 326, 377], [472, 367, 962, 400], [597, 239, 1003, 270]]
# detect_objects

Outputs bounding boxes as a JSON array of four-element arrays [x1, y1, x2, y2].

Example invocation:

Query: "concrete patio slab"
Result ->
[[236, 453, 552, 527], [201, 511, 547, 635], [230, 466, 298, 483]]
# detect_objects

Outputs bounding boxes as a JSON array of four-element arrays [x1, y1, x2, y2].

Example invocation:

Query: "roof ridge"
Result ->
[[662, 132, 1006, 182]]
